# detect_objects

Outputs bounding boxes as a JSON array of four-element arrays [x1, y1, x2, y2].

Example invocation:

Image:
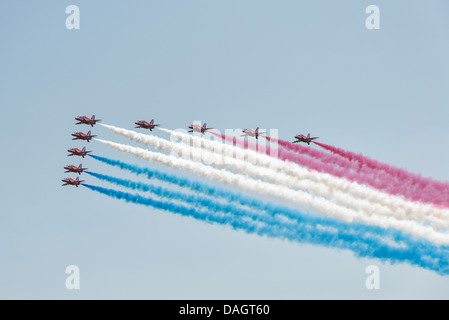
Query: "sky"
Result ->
[[0, 0, 449, 299]]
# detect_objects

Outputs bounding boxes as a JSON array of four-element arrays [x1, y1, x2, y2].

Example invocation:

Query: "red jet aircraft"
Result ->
[[64, 164, 88, 175], [67, 147, 92, 158], [135, 119, 160, 131], [61, 176, 84, 187], [242, 127, 265, 139], [75, 115, 101, 127], [188, 123, 213, 134], [292, 133, 319, 145], [71, 130, 97, 142]]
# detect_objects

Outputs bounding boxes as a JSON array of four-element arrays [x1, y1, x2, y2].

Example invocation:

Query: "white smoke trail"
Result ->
[[159, 128, 449, 229], [100, 123, 449, 230], [95, 138, 449, 245]]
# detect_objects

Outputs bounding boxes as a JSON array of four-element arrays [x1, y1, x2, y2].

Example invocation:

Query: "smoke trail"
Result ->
[[93, 139, 449, 245], [159, 128, 449, 230], [215, 131, 444, 209], [208, 131, 269, 155], [313, 141, 449, 207], [270, 134, 449, 208], [86, 170, 286, 227], [274, 141, 448, 210], [264, 135, 447, 208], [219, 131, 386, 187], [88, 154, 295, 216], [85, 170, 449, 255], [87, 155, 425, 241], [82, 183, 449, 275], [101, 123, 449, 228], [102, 124, 411, 223], [265, 136, 362, 173], [86, 170, 403, 244], [313, 140, 448, 190]]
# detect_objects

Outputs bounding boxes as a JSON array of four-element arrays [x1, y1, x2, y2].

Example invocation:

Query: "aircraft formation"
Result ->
[[62, 115, 318, 187], [62, 115, 96, 187], [60, 115, 449, 276]]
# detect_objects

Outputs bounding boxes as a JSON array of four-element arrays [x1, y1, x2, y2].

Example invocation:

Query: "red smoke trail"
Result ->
[[313, 141, 449, 207], [215, 133, 449, 207], [265, 137, 449, 207], [214, 133, 383, 183], [211, 132, 258, 151], [313, 140, 449, 191], [264, 136, 365, 172]]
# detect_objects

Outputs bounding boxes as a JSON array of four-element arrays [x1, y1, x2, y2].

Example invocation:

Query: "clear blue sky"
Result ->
[[1, 1, 449, 299]]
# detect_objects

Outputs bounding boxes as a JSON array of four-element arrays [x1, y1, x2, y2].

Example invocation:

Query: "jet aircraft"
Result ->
[[61, 176, 84, 187], [75, 115, 101, 127], [71, 130, 96, 142], [135, 119, 160, 131], [64, 164, 88, 175], [188, 123, 213, 134], [242, 127, 265, 139], [67, 147, 91, 158], [292, 133, 319, 145]]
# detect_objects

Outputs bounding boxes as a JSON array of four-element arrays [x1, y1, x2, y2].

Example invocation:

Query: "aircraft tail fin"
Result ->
[[79, 164, 82, 169], [92, 115, 95, 120], [203, 123, 206, 128], [150, 119, 154, 125], [87, 130, 91, 136], [82, 147, 86, 152], [307, 133, 310, 139]]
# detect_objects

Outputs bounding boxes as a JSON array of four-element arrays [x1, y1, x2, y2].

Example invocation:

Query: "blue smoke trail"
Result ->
[[86, 171, 285, 227], [88, 154, 437, 246], [83, 177, 449, 275], [89, 154, 292, 213], [85, 171, 409, 246], [87, 171, 381, 247]]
